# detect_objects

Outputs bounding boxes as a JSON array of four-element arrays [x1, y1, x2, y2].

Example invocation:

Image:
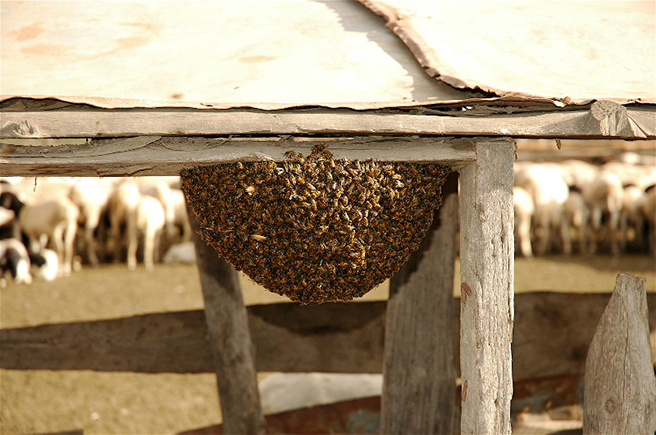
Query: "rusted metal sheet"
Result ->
[[359, 0, 655, 105]]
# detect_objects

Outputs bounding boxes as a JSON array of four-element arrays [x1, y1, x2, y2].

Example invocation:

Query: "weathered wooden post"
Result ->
[[381, 171, 459, 434], [459, 138, 515, 434], [186, 202, 266, 435], [583, 273, 656, 435]]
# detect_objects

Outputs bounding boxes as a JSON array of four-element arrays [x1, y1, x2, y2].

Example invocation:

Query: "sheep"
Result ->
[[18, 197, 79, 276], [515, 164, 570, 255], [639, 185, 656, 254], [107, 181, 141, 264], [129, 195, 166, 271], [601, 161, 652, 187], [0, 190, 25, 240], [108, 180, 167, 270], [68, 178, 113, 266], [562, 187, 590, 254], [138, 180, 177, 239], [31, 248, 59, 282], [582, 170, 624, 255], [513, 186, 534, 257], [620, 184, 647, 252], [557, 160, 599, 190], [0, 238, 33, 285], [0, 207, 14, 227], [169, 188, 192, 242]]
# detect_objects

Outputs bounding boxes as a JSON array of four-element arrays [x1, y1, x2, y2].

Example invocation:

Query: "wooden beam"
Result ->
[[381, 172, 458, 434], [0, 104, 654, 140], [459, 138, 515, 434], [0, 136, 476, 177], [583, 273, 656, 435], [188, 201, 265, 435], [2, 293, 655, 375], [0, 302, 387, 374]]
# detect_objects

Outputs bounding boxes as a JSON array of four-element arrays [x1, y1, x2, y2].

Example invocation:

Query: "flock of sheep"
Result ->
[[0, 176, 191, 286], [1, 151, 655, 286], [514, 152, 655, 257]]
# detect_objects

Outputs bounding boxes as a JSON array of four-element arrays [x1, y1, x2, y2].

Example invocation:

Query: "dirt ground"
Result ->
[[1, 255, 654, 435]]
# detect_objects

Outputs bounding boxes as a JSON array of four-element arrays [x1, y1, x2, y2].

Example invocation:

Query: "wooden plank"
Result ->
[[583, 273, 656, 435], [0, 303, 387, 374], [1, 293, 655, 375], [187, 201, 265, 435], [380, 172, 458, 434], [0, 105, 654, 139], [459, 138, 515, 434], [178, 396, 382, 435], [0, 136, 477, 177]]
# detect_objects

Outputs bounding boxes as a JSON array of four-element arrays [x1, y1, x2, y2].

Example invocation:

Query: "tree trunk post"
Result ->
[[459, 138, 515, 434], [186, 200, 266, 435], [381, 171, 459, 434], [583, 273, 656, 435]]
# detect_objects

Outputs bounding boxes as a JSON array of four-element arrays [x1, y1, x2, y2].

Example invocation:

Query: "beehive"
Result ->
[[181, 145, 449, 303]]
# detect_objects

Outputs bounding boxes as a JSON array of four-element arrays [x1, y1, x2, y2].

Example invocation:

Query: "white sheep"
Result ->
[[32, 248, 59, 282], [620, 184, 647, 252], [562, 188, 590, 254], [557, 160, 599, 190], [128, 195, 166, 271], [515, 164, 569, 255], [18, 197, 79, 276], [513, 186, 534, 257], [169, 188, 192, 242], [68, 178, 113, 266], [582, 171, 624, 255], [108, 181, 142, 264], [138, 180, 177, 239], [0, 206, 15, 227], [109, 180, 167, 270]]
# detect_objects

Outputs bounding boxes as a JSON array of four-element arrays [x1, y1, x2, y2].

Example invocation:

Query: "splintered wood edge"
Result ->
[[0, 136, 477, 177], [1, 106, 654, 139]]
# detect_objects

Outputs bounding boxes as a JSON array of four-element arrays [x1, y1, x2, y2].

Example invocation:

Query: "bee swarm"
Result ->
[[181, 145, 449, 304]]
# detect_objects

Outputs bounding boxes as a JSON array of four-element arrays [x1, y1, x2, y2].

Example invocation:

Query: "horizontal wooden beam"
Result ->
[[0, 102, 654, 140], [0, 301, 387, 374], [2, 293, 654, 377], [0, 136, 476, 176]]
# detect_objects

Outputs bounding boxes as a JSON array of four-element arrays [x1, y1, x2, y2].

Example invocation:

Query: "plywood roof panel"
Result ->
[[360, 0, 655, 104], [0, 0, 483, 109], [1, 0, 654, 110]]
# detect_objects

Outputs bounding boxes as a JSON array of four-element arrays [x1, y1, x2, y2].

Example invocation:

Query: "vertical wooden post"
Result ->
[[583, 273, 656, 435], [186, 201, 266, 435], [381, 172, 459, 434], [459, 138, 515, 434]]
